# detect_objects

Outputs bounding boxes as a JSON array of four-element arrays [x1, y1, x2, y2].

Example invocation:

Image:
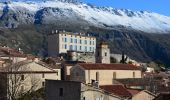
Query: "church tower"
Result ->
[[96, 42, 110, 64]]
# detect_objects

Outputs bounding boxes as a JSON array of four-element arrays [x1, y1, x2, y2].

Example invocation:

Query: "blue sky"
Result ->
[[82, 0, 170, 16]]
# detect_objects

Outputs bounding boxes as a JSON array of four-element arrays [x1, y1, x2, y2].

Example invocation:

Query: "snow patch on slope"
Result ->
[[0, 0, 170, 33]]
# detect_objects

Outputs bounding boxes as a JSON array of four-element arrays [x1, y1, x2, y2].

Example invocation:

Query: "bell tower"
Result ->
[[96, 42, 110, 64]]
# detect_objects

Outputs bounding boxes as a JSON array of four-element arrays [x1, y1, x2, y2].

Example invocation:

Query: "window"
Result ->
[[90, 41, 92, 45], [70, 38, 73, 43], [74, 39, 77, 43], [80, 46, 82, 51], [83, 97, 85, 100], [133, 72, 135, 78], [42, 73, 45, 78], [21, 75, 24, 80], [59, 88, 63, 96], [64, 38, 67, 42], [93, 41, 95, 45], [85, 46, 87, 51], [42, 82, 45, 87], [85, 40, 87, 44], [105, 52, 107, 56], [96, 72, 99, 81], [65, 44, 67, 49], [80, 40, 82, 44], [113, 72, 116, 79]]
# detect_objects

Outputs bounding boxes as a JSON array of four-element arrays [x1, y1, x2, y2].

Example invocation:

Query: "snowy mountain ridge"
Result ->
[[0, 0, 170, 33]]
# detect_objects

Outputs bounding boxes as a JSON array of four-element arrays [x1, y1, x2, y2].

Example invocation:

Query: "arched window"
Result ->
[[113, 72, 116, 79], [96, 72, 99, 81]]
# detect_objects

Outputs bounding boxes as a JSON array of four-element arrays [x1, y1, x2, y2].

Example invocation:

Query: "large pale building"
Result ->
[[48, 31, 96, 57]]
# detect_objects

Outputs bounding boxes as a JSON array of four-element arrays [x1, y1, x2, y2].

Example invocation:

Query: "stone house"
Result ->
[[0, 60, 61, 100], [45, 80, 122, 100], [70, 63, 142, 85]]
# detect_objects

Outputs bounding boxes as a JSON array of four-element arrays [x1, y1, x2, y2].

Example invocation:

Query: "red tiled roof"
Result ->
[[127, 88, 142, 95], [100, 85, 132, 97], [78, 63, 140, 70], [0, 47, 26, 57]]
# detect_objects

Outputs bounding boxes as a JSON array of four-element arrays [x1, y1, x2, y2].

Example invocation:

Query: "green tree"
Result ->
[[110, 57, 117, 63], [120, 52, 128, 64]]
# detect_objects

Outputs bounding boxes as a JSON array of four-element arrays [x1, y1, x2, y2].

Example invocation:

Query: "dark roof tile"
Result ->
[[78, 63, 140, 70]]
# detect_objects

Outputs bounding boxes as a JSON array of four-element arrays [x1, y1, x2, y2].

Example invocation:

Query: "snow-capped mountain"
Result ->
[[0, 0, 170, 33], [1, 0, 170, 66]]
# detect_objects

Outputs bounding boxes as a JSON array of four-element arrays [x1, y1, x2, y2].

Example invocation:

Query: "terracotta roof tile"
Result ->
[[127, 88, 142, 95], [0, 47, 26, 57], [100, 85, 132, 97], [78, 63, 140, 70]]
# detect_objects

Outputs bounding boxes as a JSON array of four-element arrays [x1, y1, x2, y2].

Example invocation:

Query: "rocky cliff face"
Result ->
[[97, 29, 170, 65], [0, 0, 170, 65]]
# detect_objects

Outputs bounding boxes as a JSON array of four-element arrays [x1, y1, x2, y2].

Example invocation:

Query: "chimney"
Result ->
[[56, 30, 58, 33]]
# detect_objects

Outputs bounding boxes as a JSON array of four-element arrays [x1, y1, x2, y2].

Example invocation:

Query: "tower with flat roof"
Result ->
[[95, 42, 110, 64]]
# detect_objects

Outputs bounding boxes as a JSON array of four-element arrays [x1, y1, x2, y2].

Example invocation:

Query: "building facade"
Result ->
[[48, 31, 96, 57], [70, 64, 142, 85], [0, 60, 61, 100]]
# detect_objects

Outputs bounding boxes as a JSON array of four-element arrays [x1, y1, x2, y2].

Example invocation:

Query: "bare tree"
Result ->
[[0, 60, 41, 100]]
